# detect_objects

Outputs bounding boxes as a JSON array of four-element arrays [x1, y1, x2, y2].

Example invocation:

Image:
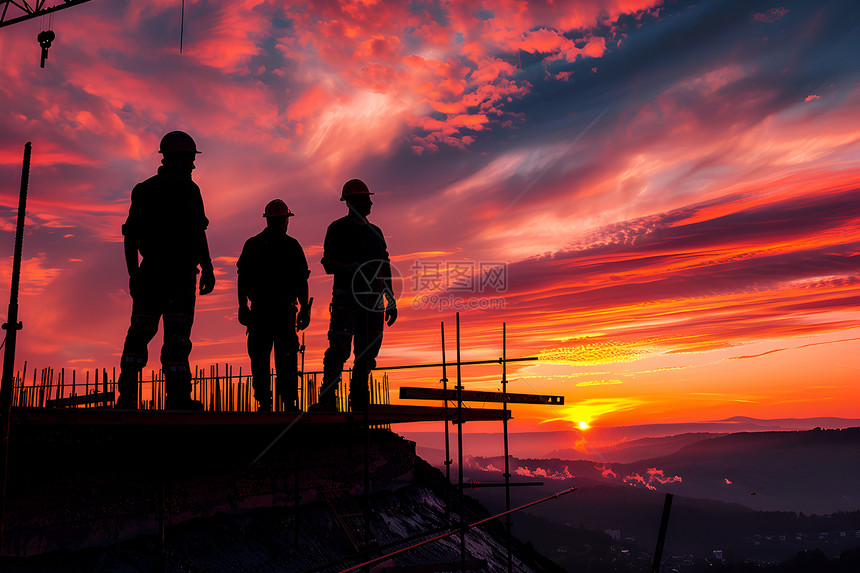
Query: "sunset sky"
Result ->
[[1, 0, 858, 431]]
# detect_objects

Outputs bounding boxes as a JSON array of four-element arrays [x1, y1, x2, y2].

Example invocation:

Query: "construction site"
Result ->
[[8, 1, 854, 572], [2, 314, 575, 572], [0, 4, 580, 570]]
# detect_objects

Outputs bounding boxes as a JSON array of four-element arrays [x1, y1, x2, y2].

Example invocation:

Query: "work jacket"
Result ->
[[321, 215, 392, 301], [237, 226, 309, 313], [122, 166, 209, 276]]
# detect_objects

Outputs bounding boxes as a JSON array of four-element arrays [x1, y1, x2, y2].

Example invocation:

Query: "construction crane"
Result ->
[[1, 1, 97, 66], [2, 0, 189, 65], [0, 0, 95, 29]]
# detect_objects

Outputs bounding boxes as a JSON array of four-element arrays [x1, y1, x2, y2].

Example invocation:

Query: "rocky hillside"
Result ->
[[1, 420, 564, 572]]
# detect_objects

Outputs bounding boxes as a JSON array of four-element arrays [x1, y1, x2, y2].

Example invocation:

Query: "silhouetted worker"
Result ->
[[313, 179, 397, 412], [237, 200, 311, 412], [115, 131, 215, 410]]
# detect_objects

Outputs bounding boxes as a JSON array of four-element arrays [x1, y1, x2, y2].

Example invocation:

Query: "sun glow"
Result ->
[[578, 421, 590, 430]]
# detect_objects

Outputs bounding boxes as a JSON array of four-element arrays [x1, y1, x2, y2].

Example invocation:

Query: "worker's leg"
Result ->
[[351, 308, 384, 411], [318, 299, 356, 410], [116, 288, 162, 408], [273, 320, 299, 411], [162, 285, 198, 409], [247, 323, 274, 411]]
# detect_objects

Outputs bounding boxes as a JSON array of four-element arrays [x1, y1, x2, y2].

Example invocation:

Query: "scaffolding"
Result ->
[[3, 313, 570, 571]]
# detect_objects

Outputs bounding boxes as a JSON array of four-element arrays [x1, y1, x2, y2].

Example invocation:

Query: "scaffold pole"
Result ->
[[0, 142, 31, 550]]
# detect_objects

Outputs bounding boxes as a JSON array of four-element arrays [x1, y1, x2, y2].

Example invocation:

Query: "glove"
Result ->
[[385, 303, 397, 327], [199, 264, 215, 295], [238, 305, 253, 327], [296, 305, 311, 331]]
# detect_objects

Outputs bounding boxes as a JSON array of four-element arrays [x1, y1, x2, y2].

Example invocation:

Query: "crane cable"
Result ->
[[180, 0, 185, 53]]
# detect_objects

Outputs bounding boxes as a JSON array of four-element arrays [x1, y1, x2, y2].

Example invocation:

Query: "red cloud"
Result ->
[[267, 0, 661, 153], [752, 8, 789, 23]]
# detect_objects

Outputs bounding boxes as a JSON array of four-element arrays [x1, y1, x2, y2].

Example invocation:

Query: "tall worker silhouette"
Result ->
[[237, 199, 311, 412], [115, 131, 215, 410], [313, 179, 397, 412]]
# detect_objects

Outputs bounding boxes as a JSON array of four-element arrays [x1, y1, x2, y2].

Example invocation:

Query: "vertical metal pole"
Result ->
[[456, 313, 465, 573], [0, 142, 31, 550], [159, 479, 167, 573], [502, 323, 512, 573], [440, 322, 452, 521], [300, 333, 305, 411], [294, 437, 300, 546], [363, 400, 370, 549], [179, 0, 185, 54], [362, 313, 371, 550], [651, 493, 674, 573]]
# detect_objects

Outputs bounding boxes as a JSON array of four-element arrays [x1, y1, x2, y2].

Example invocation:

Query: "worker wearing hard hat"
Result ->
[[115, 130, 215, 410], [312, 179, 397, 412], [237, 199, 311, 412]]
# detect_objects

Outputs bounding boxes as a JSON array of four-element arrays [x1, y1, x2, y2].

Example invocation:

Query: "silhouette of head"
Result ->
[[264, 199, 294, 231], [159, 131, 200, 173], [341, 179, 373, 218]]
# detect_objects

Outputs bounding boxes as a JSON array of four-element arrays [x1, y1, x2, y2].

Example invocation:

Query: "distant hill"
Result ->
[[467, 427, 860, 514], [401, 416, 860, 463], [463, 428, 860, 565], [546, 432, 727, 463], [474, 481, 860, 565]]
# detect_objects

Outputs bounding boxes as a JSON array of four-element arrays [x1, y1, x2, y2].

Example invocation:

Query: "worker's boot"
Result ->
[[308, 396, 337, 412], [309, 370, 339, 412], [165, 393, 204, 411], [348, 387, 369, 412], [279, 394, 300, 412], [114, 372, 139, 409], [114, 394, 138, 409]]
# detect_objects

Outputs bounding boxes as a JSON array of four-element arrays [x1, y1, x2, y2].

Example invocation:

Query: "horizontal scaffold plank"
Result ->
[[400, 386, 564, 405]]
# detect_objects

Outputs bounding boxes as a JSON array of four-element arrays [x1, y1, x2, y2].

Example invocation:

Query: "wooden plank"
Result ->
[[399, 386, 564, 405]]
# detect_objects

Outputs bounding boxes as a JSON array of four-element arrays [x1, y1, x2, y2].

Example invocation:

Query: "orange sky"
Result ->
[[0, 0, 858, 430]]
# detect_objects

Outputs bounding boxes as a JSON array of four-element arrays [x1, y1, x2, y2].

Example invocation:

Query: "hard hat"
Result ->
[[340, 179, 374, 201], [263, 199, 294, 218], [159, 131, 201, 154]]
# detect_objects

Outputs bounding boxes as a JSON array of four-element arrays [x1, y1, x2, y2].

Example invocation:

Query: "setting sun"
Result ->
[[578, 421, 589, 430]]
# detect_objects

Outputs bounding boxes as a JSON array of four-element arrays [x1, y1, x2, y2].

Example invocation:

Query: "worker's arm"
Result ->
[[124, 235, 140, 296], [236, 241, 253, 327], [197, 230, 215, 296], [377, 230, 397, 327], [124, 236, 139, 277], [237, 267, 249, 308], [382, 257, 397, 327], [321, 221, 358, 276], [296, 246, 311, 331], [193, 186, 215, 296], [122, 188, 142, 296]]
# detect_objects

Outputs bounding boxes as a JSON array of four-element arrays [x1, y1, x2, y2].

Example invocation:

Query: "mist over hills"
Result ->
[[402, 416, 860, 465], [448, 426, 860, 568], [400, 419, 860, 568], [466, 427, 860, 514]]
